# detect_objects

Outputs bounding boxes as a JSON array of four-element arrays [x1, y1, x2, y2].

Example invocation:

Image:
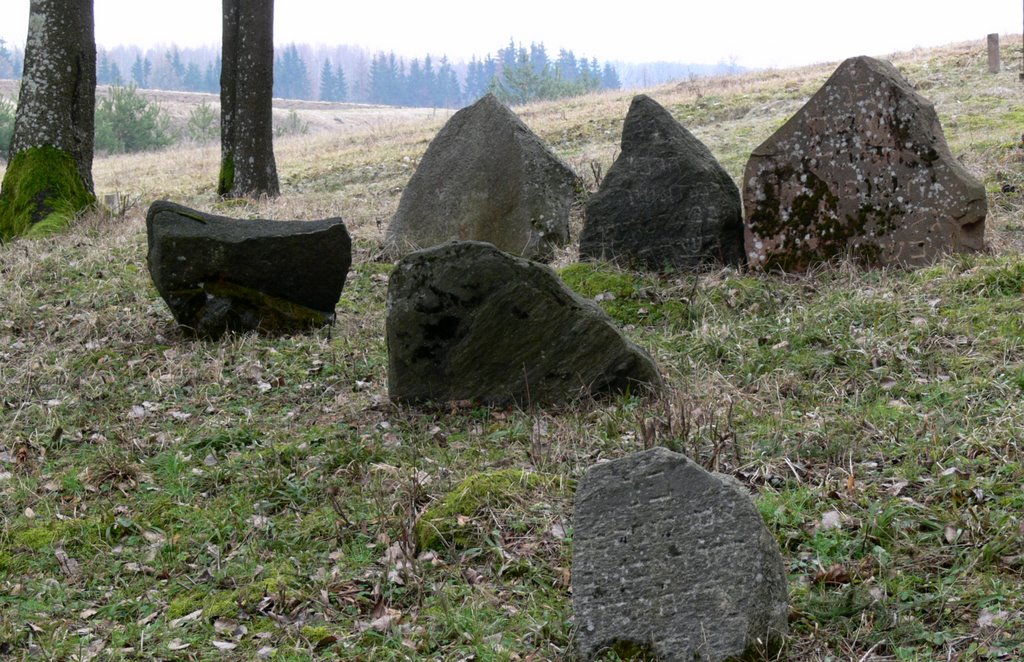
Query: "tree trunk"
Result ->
[[219, 0, 279, 198], [0, 0, 96, 240]]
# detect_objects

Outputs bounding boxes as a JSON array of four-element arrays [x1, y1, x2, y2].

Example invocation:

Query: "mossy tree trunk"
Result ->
[[219, 0, 279, 198], [0, 0, 96, 240]]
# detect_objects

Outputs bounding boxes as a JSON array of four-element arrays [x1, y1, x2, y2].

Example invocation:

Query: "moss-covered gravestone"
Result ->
[[386, 241, 662, 406], [744, 56, 986, 270], [0, 0, 97, 241], [146, 201, 351, 338]]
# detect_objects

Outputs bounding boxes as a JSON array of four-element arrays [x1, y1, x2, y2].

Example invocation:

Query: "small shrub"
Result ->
[[186, 102, 218, 143], [274, 109, 309, 137], [95, 84, 173, 154], [0, 94, 15, 161]]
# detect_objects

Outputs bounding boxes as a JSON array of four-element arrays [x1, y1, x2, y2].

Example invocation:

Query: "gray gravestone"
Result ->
[[580, 94, 745, 271], [573, 447, 788, 661], [386, 241, 662, 406], [744, 56, 986, 270], [386, 94, 576, 261], [146, 200, 351, 338]]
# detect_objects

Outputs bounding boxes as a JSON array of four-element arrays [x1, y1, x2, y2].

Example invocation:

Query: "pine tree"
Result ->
[[131, 54, 151, 88], [319, 58, 335, 101], [406, 58, 423, 105], [332, 64, 348, 102], [184, 62, 203, 91], [423, 55, 438, 106], [556, 49, 578, 82], [530, 42, 549, 74], [601, 63, 621, 90], [109, 62, 123, 85], [436, 56, 460, 108], [203, 57, 221, 93], [0, 38, 11, 78], [274, 44, 311, 100], [98, 53, 111, 84]]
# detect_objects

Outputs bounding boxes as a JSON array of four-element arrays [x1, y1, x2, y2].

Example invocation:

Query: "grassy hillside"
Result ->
[[2, 38, 1024, 660]]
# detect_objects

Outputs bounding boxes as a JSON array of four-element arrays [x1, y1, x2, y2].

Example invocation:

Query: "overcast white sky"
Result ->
[[0, 0, 1020, 68]]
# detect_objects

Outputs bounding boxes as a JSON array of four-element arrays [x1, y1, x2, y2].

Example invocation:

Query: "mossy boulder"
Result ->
[[415, 469, 564, 551], [0, 146, 95, 241], [387, 241, 662, 406], [146, 200, 352, 338]]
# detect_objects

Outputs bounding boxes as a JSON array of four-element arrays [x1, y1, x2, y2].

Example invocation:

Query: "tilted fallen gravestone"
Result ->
[[573, 447, 788, 661], [744, 55, 986, 270], [386, 93, 576, 261], [386, 241, 662, 406], [146, 200, 351, 338], [580, 94, 745, 271]]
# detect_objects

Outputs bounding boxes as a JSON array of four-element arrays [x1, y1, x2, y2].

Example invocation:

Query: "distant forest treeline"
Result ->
[[0, 36, 744, 107], [89, 39, 625, 107]]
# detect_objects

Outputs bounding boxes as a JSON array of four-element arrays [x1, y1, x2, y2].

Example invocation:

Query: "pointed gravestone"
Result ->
[[386, 94, 576, 261], [386, 241, 662, 406], [580, 95, 745, 270], [572, 447, 789, 661], [146, 201, 351, 338], [744, 55, 986, 271]]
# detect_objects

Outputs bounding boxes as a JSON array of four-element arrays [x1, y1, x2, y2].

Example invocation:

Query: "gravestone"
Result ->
[[988, 34, 1000, 74], [146, 200, 351, 338], [744, 55, 987, 270], [386, 93, 576, 261], [580, 94, 745, 270], [572, 447, 788, 661], [386, 241, 662, 406]]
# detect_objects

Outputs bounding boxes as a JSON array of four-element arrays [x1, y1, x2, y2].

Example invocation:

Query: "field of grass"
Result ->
[[2, 37, 1024, 660]]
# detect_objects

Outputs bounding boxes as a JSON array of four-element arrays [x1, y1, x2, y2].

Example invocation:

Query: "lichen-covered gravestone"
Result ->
[[146, 200, 351, 338], [572, 447, 788, 661], [744, 55, 986, 270], [580, 95, 745, 270], [386, 93, 576, 261], [386, 241, 661, 406]]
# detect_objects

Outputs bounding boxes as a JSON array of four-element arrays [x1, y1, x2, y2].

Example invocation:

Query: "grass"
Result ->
[[2, 37, 1024, 659]]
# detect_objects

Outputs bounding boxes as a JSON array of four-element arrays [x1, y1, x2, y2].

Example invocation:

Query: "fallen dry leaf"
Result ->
[[818, 510, 844, 531], [944, 524, 962, 544], [813, 563, 852, 586], [54, 548, 81, 581], [978, 608, 1009, 629], [169, 609, 203, 628], [167, 639, 190, 651], [212, 640, 238, 651]]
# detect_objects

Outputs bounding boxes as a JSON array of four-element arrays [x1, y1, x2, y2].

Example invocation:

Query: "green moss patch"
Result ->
[[0, 145, 94, 241], [415, 469, 565, 551], [218, 153, 235, 196], [560, 262, 687, 326]]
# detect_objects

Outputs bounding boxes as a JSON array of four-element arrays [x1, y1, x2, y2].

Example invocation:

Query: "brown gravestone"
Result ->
[[744, 56, 986, 271]]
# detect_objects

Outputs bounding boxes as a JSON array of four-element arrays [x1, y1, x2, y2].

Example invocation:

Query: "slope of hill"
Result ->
[[1, 38, 1023, 659]]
